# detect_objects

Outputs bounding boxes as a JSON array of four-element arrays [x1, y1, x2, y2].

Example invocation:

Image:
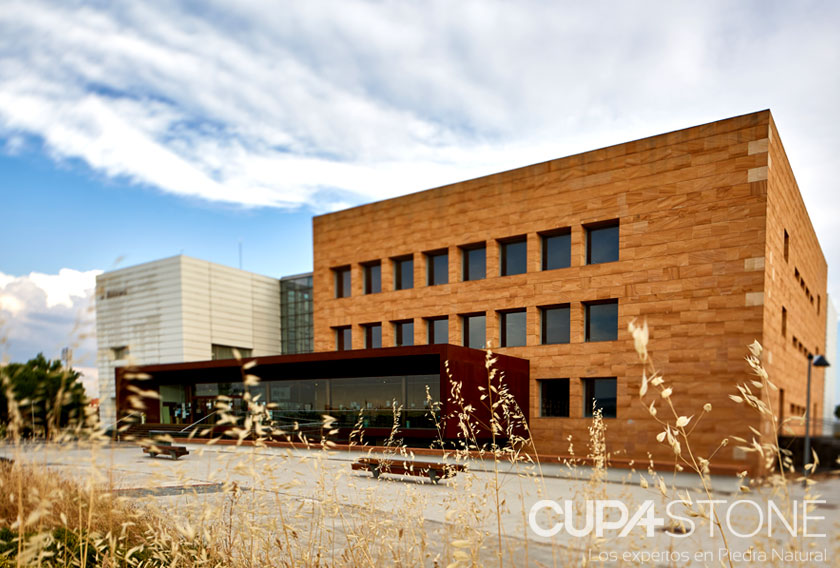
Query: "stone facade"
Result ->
[[95, 255, 282, 426], [312, 111, 827, 474]]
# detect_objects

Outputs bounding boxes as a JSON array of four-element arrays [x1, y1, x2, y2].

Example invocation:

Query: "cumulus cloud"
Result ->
[[0, 1, 839, 289], [0, 268, 102, 398]]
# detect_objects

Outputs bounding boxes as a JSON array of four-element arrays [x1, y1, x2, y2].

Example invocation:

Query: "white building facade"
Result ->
[[95, 255, 282, 426]]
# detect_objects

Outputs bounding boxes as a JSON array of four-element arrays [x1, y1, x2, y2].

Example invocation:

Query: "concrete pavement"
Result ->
[[2, 441, 838, 566]]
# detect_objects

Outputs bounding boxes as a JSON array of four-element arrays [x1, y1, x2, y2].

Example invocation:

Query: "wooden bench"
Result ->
[[142, 433, 189, 460], [351, 457, 465, 484], [143, 445, 189, 460]]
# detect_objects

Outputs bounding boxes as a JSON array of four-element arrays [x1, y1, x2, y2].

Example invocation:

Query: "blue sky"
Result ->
[[0, 150, 313, 278], [1, 1, 840, 408]]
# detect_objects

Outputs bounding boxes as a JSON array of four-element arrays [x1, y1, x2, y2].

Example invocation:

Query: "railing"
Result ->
[[151, 408, 442, 439], [779, 416, 840, 434], [266, 409, 437, 430], [179, 410, 223, 434], [101, 411, 141, 434]]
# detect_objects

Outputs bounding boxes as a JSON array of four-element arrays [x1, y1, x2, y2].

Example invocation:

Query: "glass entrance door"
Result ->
[[160, 384, 187, 424], [192, 396, 218, 425]]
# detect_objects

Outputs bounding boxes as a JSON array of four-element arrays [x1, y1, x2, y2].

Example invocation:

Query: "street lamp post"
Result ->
[[804, 354, 830, 479]]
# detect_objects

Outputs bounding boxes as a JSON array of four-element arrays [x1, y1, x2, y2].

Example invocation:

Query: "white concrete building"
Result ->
[[95, 255, 282, 426], [824, 295, 838, 436]]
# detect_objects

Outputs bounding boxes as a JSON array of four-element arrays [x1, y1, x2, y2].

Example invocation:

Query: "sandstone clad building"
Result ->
[[312, 110, 828, 473]]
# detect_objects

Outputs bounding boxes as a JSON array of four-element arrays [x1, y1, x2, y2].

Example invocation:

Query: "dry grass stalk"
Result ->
[[0, 325, 835, 566]]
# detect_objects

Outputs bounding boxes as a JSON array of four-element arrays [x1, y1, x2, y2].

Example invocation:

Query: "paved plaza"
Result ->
[[2, 442, 838, 566]]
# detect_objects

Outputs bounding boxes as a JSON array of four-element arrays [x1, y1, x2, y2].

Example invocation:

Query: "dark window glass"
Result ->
[[363, 262, 381, 294], [541, 305, 570, 344], [586, 222, 619, 264], [334, 267, 351, 298], [585, 300, 618, 342], [394, 257, 414, 290], [262, 374, 438, 429], [462, 314, 486, 349], [500, 238, 527, 276], [364, 323, 382, 349], [335, 326, 352, 351], [212, 344, 252, 360], [540, 379, 570, 417], [394, 320, 414, 346], [427, 317, 449, 344], [583, 378, 617, 418], [784, 229, 789, 262], [779, 388, 785, 421], [500, 310, 526, 347], [427, 251, 449, 286], [462, 245, 486, 281], [112, 346, 129, 360], [542, 230, 571, 270], [781, 307, 787, 337]]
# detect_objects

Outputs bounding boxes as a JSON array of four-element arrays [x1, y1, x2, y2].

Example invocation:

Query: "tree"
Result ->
[[0, 353, 88, 437]]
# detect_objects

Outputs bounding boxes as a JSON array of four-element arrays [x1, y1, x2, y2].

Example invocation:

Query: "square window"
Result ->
[[541, 304, 570, 344], [427, 317, 449, 344], [363, 323, 382, 349], [334, 326, 352, 351], [426, 250, 449, 286], [333, 266, 351, 298], [541, 229, 571, 270], [499, 309, 526, 347], [539, 379, 570, 417], [363, 262, 381, 294], [585, 300, 618, 342], [393, 256, 414, 290], [500, 237, 527, 276], [211, 344, 252, 360], [586, 221, 619, 264], [582, 377, 617, 418], [461, 244, 486, 281], [394, 320, 414, 347], [462, 313, 486, 349], [112, 346, 129, 360]]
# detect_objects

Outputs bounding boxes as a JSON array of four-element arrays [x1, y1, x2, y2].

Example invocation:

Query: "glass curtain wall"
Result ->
[[281, 274, 314, 354], [192, 374, 440, 430], [268, 374, 439, 429]]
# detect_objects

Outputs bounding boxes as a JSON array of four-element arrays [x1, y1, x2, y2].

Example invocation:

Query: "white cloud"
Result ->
[[28, 268, 103, 309], [0, 295, 24, 315], [0, 1, 839, 292], [0, 268, 101, 397], [73, 366, 99, 400]]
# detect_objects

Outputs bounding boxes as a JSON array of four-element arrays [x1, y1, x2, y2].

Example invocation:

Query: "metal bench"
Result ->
[[351, 457, 465, 484]]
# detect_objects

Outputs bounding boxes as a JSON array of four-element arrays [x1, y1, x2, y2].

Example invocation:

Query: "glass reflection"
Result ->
[[586, 301, 618, 342]]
